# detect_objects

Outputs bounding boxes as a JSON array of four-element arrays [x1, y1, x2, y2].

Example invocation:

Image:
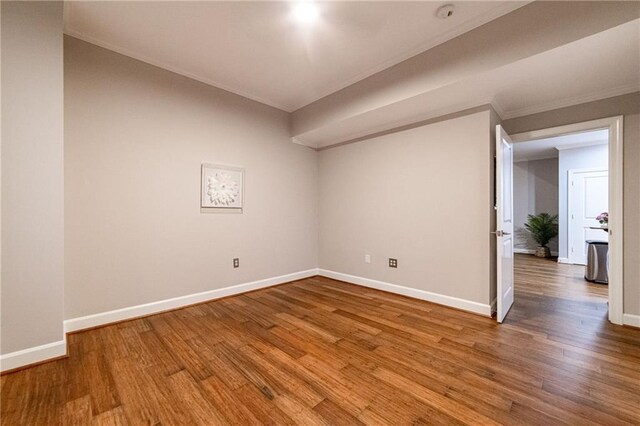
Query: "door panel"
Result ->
[[496, 125, 514, 323], [569, 169, 608, 265]]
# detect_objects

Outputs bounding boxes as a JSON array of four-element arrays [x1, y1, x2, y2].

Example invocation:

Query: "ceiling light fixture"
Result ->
[[292, 2, 320, 25]]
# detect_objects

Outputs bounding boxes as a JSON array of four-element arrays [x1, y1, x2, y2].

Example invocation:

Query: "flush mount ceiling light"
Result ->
[[292, 2, 320, 25], [436, 4, 455, 19]]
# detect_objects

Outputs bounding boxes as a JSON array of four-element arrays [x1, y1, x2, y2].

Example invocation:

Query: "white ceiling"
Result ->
[[298, 19, 640, 148], [64, 1, 528, 112], [513, 129, 609, 162], [492, 20, 640, 120]]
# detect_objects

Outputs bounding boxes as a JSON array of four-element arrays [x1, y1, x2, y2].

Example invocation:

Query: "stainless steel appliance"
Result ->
[[585, 240, 608, 284]]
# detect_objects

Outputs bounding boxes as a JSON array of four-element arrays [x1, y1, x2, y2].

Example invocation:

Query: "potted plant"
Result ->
[[524, 213, 558, 258]]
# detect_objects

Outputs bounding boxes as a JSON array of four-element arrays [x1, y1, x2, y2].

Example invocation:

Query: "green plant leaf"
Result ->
[[524, 213, 558, 247]]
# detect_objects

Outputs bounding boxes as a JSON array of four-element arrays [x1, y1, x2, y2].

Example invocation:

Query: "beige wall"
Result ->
[[1, 2, 65, 354], [503, 92, 640, 316], [3, 11, 637, 363], [318, 110, 493, 308], [513, 158, 559, 253], [64, 37, 318, 319]]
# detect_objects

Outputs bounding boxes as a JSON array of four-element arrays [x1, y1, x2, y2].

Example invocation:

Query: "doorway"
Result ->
[[495, 116, 623, 325]]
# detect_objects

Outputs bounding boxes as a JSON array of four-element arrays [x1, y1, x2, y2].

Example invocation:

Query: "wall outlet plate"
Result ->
[[389, 258, 398, 268], [364, 254, 371, 264], [233, 258, 239, 268]]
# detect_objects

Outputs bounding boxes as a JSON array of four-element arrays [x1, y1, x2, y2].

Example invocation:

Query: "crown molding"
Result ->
[[63, 29, 294, 113], [555, 140, 608, 151], [64, 2, 529, 114], [514, 154, 558, 163], [490, 99, 506, 121], [500, 83, 640, 120]]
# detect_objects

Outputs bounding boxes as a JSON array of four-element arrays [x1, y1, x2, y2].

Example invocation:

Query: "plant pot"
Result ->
[[535, 246, 551, 258]]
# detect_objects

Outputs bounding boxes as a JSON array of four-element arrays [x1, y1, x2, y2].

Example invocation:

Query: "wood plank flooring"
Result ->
[[2, 262, 639, 425], [514, 253, 608, 302]]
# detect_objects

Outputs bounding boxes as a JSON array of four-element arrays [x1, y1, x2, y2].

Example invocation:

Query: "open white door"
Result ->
[[496, 125, 514, 323]]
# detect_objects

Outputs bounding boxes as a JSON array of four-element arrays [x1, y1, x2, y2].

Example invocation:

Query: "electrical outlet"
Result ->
[[389, 258, 398, 268], [233, 258, 239, 268], [364, 254, 371, 264]]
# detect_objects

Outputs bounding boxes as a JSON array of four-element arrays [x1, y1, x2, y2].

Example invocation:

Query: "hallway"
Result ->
[[507, 253, 612, 343], [513, 254, 608, 303]]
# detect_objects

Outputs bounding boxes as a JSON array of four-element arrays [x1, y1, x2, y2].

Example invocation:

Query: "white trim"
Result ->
[[64, 269, 319, 333], [500, 84, 639, 120], [567, 167, 608, 265], [63, 29, 293, 112], [557, 257, 572, 264], [623, 314, 640, 328], [511, 116, 624, 325], [555, 140, 608, 151], [513, 248, 559, 256], [491, 100, 507, 121], [0, 339, 67, 373], [2, 269, 318, 372], [514, 154, 558, 163], [511, 118, 618, 144], [318, 269, 492, 317]]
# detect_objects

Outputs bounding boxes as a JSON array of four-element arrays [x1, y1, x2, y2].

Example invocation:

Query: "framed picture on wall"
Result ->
[[201, 163, 244, 211]]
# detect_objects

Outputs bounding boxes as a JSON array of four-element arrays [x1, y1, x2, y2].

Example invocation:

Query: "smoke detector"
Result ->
[[436, 4, 455, 19]]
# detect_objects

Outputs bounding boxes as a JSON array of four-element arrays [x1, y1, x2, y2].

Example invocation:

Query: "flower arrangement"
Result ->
[[596, 212, 608, 226]]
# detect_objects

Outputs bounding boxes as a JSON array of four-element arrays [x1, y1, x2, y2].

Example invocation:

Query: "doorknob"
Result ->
[[491, 230, 511, 237]]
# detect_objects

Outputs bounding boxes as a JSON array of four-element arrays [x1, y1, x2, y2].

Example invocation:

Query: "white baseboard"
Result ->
[[557, 257, 572, 264], [0, 339, 67, 373], [318, 269, 492, 317], [2, 269, 318, 372], [64, 269, 319, 333], [514, 248, 559, 256], [623, 313, 640, 328]]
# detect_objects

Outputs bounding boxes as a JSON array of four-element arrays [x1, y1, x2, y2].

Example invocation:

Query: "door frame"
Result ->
[[510, 116, 623, 325], [567, 167, 608, 265]]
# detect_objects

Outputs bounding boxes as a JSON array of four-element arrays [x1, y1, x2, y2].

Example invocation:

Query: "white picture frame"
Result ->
[[201, 163, 244, 211]]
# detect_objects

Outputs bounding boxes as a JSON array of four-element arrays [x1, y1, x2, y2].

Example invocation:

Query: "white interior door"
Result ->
[[569, 169, 608, 265], [496, 125, 514, 323]]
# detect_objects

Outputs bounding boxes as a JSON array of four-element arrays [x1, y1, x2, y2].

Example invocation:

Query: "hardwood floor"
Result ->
[[514, 253, 608, 303], [2, 271, 639, 425]]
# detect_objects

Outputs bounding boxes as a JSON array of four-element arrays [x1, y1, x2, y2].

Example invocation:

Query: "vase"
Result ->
[[535, 246, 551, 258]]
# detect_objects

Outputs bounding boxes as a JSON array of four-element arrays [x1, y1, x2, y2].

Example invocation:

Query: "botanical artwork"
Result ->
[[201, 163, 243, 209]]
